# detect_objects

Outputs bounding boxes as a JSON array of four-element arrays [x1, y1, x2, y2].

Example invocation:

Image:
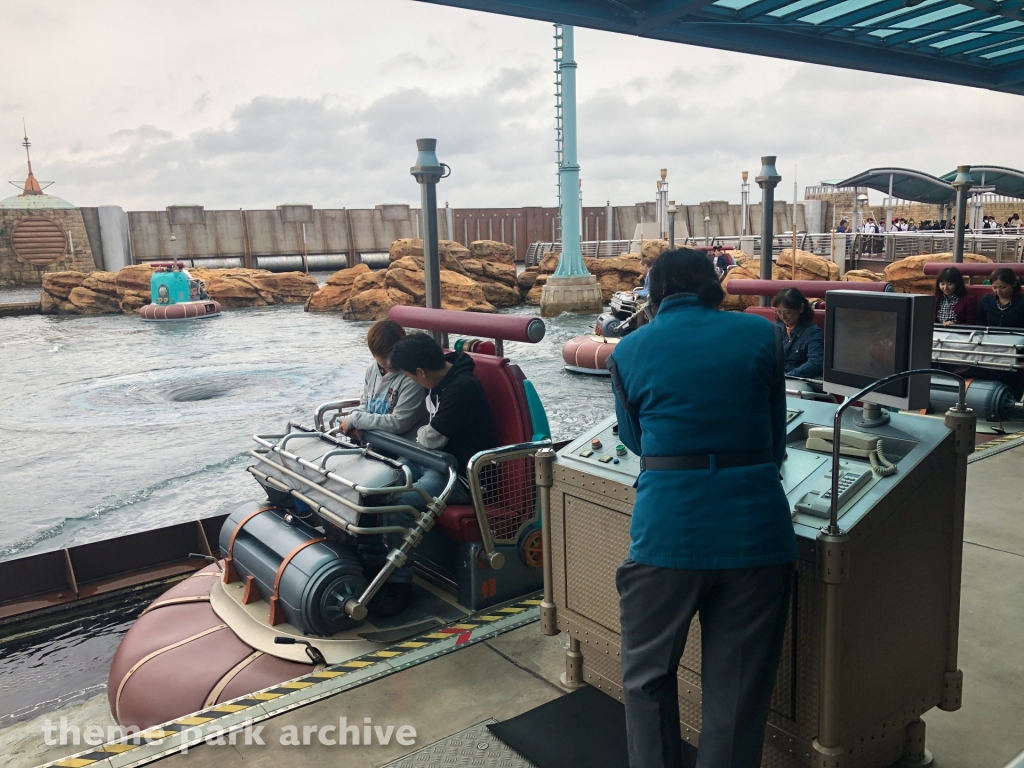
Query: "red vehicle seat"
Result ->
[[745, 306, 826, 330], [966, 284, 991, 302], [434, 354, 535, 543]]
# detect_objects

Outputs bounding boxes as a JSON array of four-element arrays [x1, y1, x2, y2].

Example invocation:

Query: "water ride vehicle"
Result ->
[[107, 307, 551, 729], [138, 262, 221, 321]]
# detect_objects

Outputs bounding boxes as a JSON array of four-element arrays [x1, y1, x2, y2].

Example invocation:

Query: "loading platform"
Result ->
[[19, 443, 1024, 768]]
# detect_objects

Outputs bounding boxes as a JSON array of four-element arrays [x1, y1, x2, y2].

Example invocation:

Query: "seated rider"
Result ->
[[337, 321, 427, 618], [633, 257, 653, 299], [773, 287, 824, 379], [389, 333, 496, 512], [341, 320, 427, 441]]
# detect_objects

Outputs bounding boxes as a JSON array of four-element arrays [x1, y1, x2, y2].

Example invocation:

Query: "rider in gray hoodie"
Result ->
[[341, 320, 427, 441]]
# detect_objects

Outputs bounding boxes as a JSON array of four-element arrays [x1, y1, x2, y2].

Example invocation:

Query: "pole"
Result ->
[[951, 165, 973, 264], [411, 139, 448, 336], [668, 203, 677, 249], [887, 173, 894, 234], [756, 156, 782, 306], [550, 25, 587, 279], [741, 171, 749, 237], [793, 167, 798, 280]]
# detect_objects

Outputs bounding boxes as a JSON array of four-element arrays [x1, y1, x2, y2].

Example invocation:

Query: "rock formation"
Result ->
[[775, 249, 841, 281], [883, 252, 991, 294], [305, 239, 520, 320], [641, 240, 671, 261], [842, 269, 885, 283], [39, 265, 319, 315]]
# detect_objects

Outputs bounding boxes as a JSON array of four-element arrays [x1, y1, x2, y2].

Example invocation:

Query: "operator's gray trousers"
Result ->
[[617, 559, 794, 768]]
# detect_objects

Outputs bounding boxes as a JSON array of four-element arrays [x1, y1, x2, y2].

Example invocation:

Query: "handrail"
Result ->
[[826, 369, 967, 535], [923, 262, 1024, 276], [314, 398, 360, 432], [361, 429, 458, 474], [726, 279, 891, 298], [466, 440, 553, 569], [388, 306, 546, 345]]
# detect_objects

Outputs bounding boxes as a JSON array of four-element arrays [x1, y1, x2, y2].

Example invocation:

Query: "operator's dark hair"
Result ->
[[648, 248, 724, 309], [772, 287, 814, 324], [934, 267, 967, 299], [990, 267, 1021, 298], [390, 332, 447, 373]]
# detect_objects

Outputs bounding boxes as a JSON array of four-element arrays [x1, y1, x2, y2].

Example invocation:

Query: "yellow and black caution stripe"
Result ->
[[969, 432, 1024, 463], [47, 594, 542, 768]]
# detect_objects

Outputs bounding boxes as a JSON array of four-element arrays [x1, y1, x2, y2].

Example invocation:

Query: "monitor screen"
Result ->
[[831, 307, 898, 380]]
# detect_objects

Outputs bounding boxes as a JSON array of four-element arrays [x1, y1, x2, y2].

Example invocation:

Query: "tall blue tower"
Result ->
[[540, 24, 602, 317]]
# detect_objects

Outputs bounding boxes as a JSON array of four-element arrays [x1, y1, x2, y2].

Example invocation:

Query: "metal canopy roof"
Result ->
[[833, 167, 957, 203], [939, 165, 1024, 197], [416, 0, 1024, 96]]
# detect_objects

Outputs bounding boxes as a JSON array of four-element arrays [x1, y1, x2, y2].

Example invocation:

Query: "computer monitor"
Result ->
[[823, 291, 934, 410]]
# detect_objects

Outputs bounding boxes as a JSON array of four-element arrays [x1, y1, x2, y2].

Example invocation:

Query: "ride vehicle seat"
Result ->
[[433, 353, 535, 543]]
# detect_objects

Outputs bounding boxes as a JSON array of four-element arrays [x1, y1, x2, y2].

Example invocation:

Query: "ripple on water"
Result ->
[[0, 305, 612, 559]]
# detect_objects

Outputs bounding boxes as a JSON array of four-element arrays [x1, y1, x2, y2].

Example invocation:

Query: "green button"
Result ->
[[615, 444, 627, 456]]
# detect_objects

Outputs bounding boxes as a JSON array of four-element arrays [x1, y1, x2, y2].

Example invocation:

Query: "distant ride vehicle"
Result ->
[[562, 291, 650, 375], [139, 261, 221, 321]]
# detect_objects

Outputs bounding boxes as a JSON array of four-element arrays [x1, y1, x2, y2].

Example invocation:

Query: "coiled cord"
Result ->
[[869, 440, 898, 476]]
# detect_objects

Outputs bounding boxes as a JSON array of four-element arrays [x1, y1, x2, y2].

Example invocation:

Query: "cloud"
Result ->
[[4, 0, 1022, 213]]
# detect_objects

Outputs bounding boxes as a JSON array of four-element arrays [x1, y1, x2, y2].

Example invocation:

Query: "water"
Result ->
[[0, 294, 612, 561]]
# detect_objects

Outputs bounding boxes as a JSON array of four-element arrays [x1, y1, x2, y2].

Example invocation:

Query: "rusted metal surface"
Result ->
[[0, 515, 228, 624]]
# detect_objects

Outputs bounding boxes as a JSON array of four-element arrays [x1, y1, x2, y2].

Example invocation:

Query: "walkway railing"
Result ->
[[527, 231, 1024, 269], [848, 232, 1024, 265]]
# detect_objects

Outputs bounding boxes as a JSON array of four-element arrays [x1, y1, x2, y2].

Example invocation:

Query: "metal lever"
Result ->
[[274, 636, 326, 666]]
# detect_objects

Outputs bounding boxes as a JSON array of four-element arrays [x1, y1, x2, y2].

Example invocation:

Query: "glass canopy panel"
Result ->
[[768, 0, 824, 18], [800, 0, 883, 26], [711, 0, 765, 9], [982, 41, 1024, 57]]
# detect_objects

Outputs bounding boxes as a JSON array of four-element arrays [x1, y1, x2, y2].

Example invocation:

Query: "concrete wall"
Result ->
[[0, 209, 98, 285], [124, 200, 819, 268]]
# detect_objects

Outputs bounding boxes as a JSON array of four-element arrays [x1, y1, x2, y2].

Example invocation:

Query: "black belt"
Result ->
[[640, 449, 773, 471]]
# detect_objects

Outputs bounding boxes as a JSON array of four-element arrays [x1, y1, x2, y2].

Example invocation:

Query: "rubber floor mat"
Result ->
[[487, 686, 698, 768]]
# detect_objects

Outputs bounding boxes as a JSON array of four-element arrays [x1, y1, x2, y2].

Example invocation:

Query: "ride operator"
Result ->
[[607, 249, 798, 768]]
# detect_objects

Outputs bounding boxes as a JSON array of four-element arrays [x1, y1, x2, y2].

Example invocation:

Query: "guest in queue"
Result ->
[[978, 268, 1024, 328], [772, 287, 824, 378], [934, 267, 978, 326]]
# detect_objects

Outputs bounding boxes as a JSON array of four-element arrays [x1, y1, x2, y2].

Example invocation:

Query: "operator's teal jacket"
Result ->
[[608, 294, 798, 570]]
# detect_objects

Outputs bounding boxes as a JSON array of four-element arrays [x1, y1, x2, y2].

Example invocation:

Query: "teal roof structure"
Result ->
[[416, 0, 1024, 96], [939, 165, 1024, 197], [0, 193, 76, 210], [833, 168, 957, 203]]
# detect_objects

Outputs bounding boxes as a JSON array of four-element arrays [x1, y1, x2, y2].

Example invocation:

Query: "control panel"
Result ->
[[556, 399, 945, 541]]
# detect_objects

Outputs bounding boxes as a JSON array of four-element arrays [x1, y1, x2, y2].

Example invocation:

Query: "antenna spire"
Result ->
[[17, 120, 45, 195]]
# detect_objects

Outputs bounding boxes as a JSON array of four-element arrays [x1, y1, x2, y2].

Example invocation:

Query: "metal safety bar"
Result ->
[[466, 440, 553, 569], [314, 398, 361, 433]]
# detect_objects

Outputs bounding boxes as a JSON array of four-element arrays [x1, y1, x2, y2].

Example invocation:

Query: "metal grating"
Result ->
[[381, 719, 536, 767], [480, 456, 540, 543]]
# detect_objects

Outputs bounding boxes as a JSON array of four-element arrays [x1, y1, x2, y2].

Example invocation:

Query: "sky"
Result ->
[[1, 0, 1021, 212]]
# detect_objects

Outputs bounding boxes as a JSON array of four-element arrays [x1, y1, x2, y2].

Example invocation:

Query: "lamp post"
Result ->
[[411, 138, 449, 316], [756, 156, 782, 307], [668, 203, 677, 249], [741, 171, 750, 237], [951, 165, 973, 264], [703, 214, 711, 246]]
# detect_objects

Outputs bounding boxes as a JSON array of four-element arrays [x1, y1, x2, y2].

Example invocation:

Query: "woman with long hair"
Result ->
[[772, 287, 824, 378], [933, 267, 978, 326]]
